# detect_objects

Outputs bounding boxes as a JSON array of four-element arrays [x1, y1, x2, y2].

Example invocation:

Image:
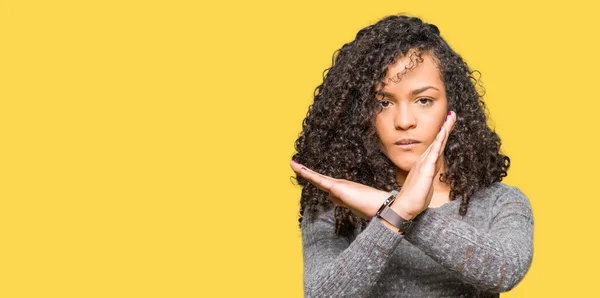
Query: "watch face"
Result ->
[[376, 198, 391, 216]]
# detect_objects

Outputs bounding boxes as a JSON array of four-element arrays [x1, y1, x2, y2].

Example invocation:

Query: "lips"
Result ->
[[395, 139, 420, 145]]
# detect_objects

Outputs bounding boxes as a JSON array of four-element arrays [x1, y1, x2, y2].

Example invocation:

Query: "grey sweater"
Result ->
[[301, 182, 534, 297]]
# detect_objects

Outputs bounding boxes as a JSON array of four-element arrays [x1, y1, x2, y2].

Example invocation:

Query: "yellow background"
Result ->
[[1, 0, 597, 297]]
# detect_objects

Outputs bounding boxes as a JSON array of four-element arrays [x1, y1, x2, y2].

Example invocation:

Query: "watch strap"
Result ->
[[379, 206, 413, 233], [376, 190, 413, 234]]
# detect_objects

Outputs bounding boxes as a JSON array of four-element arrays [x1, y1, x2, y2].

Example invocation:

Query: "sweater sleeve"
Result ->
[[301, 205, 405, 297], [404, 186, 534, 292]]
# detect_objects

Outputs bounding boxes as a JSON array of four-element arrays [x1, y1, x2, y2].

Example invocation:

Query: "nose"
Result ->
[[394, 104, 416, 130]]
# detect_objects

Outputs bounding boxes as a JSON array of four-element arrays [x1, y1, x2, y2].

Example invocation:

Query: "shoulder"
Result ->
[[301, 205, 336, 227], [484, 182, 533, 217]]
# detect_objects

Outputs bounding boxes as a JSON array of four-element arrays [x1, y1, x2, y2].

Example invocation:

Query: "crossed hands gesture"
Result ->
[[291, 111, 456, 221]]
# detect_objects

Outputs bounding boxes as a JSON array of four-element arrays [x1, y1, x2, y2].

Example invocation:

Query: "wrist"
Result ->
[[375, 191, 416, 235], [371, 190, 393, 218], [379, 217, 401, 232], [389, 198, 421, 221]]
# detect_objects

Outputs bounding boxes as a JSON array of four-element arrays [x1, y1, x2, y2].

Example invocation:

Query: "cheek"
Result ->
[[374, 119, 389, 152], [375, 115, 390, 137], [418, 119, 442, 147]]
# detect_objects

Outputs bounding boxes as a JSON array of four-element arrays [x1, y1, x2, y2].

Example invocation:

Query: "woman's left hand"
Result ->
[[290, 161, 389, 219]]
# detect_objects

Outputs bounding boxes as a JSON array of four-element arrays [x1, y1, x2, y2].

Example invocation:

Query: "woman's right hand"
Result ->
[[392, 111, 457, 220]]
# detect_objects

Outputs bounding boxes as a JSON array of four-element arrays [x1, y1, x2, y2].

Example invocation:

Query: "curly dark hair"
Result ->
[[291, 14, 510, 238]]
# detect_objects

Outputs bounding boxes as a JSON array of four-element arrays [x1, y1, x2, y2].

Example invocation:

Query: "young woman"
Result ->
[[289, 14, 534, 297]]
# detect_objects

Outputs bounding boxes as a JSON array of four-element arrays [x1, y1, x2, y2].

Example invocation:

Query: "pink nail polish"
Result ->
[[448, 111, 452, 115], [301, 167, 306, 170], [292, 160, 298, 164]]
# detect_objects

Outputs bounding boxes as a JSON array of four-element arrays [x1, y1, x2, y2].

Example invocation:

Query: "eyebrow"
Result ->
[[377, 86, 440, 97]]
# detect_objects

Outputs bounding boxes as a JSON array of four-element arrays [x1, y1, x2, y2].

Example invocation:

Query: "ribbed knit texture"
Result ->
[[301, 182, 534, 297]]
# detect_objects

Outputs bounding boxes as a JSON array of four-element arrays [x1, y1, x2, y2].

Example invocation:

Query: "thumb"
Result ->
[[328, 193, 345, 207]]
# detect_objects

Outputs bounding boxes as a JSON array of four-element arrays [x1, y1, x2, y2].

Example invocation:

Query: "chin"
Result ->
[[391, 159, 414, 172]]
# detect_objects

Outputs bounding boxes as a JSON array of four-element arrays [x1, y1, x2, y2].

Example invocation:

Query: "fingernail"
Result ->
[[448, 111, 452, 115], [445, 114, 449, 121], [439, 127, 442, 131], [292, 160, 298, 164], [301, 167, 307, 171]]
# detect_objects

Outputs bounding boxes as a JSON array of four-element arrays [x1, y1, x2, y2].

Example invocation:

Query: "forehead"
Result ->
[[377, 51, 443, 90]]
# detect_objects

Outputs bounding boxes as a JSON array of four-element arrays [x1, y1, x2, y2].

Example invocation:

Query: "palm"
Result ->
[[290, 161, 388, 219]]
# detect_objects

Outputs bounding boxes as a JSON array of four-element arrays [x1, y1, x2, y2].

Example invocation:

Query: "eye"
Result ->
[[417, 98, 433, 106], [378, 100, 392, 108]]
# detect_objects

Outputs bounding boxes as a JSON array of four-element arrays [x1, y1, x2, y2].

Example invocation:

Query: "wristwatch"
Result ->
[[376, 190, 413, 234]]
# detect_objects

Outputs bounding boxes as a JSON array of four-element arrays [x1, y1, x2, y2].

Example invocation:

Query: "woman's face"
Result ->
[[375, 51, 448, 173]]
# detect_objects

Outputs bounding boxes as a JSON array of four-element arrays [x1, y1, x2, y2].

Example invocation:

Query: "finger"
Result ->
[[428, 111, 455, 159], [417, 138, 435, 162], [328, 193, 345, 207], [290, 160, 336, 192], [413, 125, 443, 170], [425, 125, 446, 165], [439, 111, 456, 156], [434, 153, 445, 174], [294, 161, 336, 182]]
